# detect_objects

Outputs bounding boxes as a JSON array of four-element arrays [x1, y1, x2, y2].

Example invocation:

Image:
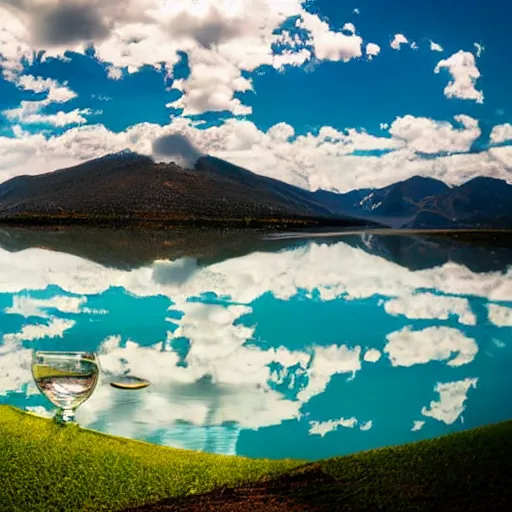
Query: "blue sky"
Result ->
[[0, 0, 510, 191]]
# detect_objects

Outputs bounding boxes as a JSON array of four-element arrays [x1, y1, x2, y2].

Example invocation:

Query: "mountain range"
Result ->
[[313, 175, 512, 229], [0, 151, 374, 229], [0, 150, 510, 229]]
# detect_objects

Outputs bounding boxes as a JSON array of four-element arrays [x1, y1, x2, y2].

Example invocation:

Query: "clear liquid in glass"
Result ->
[[31, 351, 99, 423]]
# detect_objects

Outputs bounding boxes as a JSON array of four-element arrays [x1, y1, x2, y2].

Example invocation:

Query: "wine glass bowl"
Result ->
[[31, 351, 100, 424]]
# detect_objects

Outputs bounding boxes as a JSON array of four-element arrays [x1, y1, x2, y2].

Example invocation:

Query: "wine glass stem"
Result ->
[[55, 408, 76, 424]]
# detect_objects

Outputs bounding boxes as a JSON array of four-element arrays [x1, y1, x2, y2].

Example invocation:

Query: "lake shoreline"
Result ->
[[2, 216, 511, 234], [0, 211, 379, 230]]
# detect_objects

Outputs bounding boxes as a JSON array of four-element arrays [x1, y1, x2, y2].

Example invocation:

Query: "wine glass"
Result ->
[[31, 351, 100, 424]]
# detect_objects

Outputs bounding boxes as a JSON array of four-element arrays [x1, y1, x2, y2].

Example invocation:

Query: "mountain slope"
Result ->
[[311, 176, 451, 228], [406, 177, 512, 228], [321, 175, 512, 229], [0, 153, 374, 228]]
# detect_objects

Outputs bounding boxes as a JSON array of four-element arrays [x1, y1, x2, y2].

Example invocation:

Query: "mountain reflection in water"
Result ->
[[0, 227, 511, 461]]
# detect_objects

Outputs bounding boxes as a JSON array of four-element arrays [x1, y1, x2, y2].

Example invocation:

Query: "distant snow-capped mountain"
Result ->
[[313, 175, 512, 229]]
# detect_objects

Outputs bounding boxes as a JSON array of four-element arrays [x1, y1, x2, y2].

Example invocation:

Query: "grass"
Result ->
[[0, 406, 300, 512], [316, 419, 512, 510], [1, 405, 511, 512]]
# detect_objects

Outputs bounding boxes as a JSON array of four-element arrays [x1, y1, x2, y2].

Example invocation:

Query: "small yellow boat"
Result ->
[[109, 376, 150, 390]]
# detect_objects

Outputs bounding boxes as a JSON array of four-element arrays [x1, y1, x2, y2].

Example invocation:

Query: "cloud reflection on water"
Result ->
[[0, 231, 511, 459]]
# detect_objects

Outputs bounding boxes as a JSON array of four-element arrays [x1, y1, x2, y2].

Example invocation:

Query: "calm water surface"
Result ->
[[1, 228, 511, 460]]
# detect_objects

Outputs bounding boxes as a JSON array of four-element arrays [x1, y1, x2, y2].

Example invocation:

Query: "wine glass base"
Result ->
[[54, 409, 76, 425]]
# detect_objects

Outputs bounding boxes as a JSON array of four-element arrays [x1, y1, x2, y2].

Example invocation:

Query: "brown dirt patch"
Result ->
[[122, 466, 345, 511], [120, 464, 511, 512]]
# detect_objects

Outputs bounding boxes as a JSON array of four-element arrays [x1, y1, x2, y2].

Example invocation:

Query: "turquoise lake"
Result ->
[[1, 228, 511, 461]]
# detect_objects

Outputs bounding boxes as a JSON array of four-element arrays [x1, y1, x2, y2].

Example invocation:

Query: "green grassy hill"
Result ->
[[1, 406, 511, 511]]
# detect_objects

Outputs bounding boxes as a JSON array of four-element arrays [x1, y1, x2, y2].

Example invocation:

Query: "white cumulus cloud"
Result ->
[[490, 123, 512, 145], [390, 33, 409, 50], [16, 75, 77, 102], [363, 348, 381, 363], [411, 420, 425, 431], [430, 40, 443, 52], [434, 50, 484, 103], [309, 416, 358, 436], [5, 294, 105, 318], [2, 112, 510, 193], [0, 344, 32, 396], [297, 344, 362, 402], [298, 12, 363, 62], [342, 22, 356, 34], [3, 317, 75, 344], [388, 114, 481, 154], [384, 293, 476, 325], [3, 74, 90, 127], [385, 326, 478, 368], [488, 304, 512, 327], [421, 378, 478, 425], [6, 107, 90, 127], [0, 0, 379, 115], [365, 42, 380, 59]]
